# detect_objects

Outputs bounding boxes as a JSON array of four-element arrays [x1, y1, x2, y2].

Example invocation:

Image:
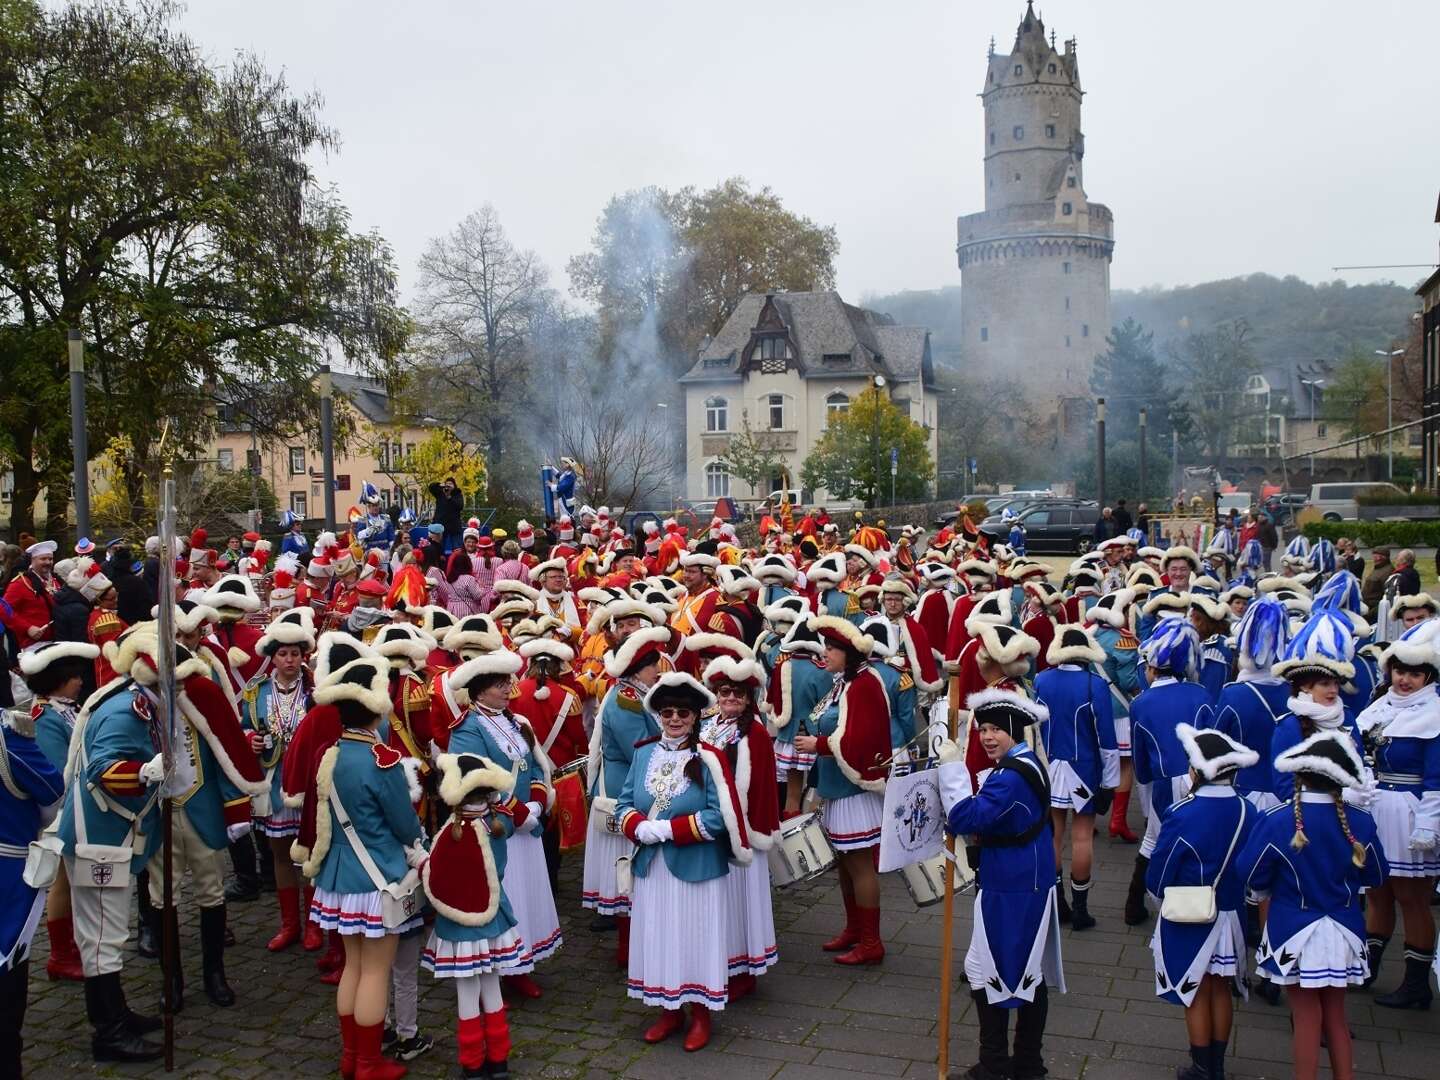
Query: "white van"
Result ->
[[1307, 482, 1404, 521]]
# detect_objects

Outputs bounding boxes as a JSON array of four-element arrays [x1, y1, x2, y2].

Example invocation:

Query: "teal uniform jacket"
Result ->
[[617, 739, 738, 883], [58, 683, 164, 874], [168, 708, 252, 852], [589, 680, 659, 802], [241, 677, 312, 813], [817, 588, 855, 622], [870, 660, 909, 750], [761, 584, 799, 609], [449, 706, 548, 810], [305, 732, 423, 895], [766, 653, 833, 743], [31, 697, 77, 772]]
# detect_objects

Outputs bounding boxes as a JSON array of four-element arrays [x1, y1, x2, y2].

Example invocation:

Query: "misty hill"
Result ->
[[862, 273, 1419, 371]]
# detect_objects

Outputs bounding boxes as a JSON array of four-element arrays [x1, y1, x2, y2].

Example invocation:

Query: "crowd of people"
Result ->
[[1, 490, 1438, 1080]]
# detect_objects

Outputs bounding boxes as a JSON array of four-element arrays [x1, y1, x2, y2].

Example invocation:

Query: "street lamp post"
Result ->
[[1096, 397, 1107, 507], [1377, 348, 1405, 480], [1138, 407, 1148, 500], [871, 375, 887, 510], [67, 330, 90, 540]]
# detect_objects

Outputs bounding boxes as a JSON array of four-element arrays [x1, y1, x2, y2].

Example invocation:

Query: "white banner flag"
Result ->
[[879, 766, 946, 873]]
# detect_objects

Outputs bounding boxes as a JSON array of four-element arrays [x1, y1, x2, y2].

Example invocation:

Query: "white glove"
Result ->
[[935, 737, 963, 765], [635, 820, 673, 845], [938, 760, 973, 815], [1343, 778, 1378, 811], [404, 842, 429, 868], [524, 801, 545, 835], [226, 822, 252, 842], [138, 754, 166, 785], [1409, 827, 1438, 852]]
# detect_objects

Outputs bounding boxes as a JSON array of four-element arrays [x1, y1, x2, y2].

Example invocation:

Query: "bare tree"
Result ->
[[555, 392, 672, 515], [413, 205, 550, 499]]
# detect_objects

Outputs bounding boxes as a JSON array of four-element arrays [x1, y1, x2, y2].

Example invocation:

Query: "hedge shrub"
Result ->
[[1302, 520, 1440, 547]]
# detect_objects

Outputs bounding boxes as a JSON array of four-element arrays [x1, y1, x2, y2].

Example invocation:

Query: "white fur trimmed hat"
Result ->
[[763, 594, 811, 627], [518, 637, 575, 664], [372, 622, 435, 665], [844, 544, 878, 569], [1379, 617, 1440, 672], [527, 557, 568, 583], [256, 607, 317, 656], [603, 625, 672, 679], [1273, 728, 1365, 790], [450, 648, 524, 689], [1085, 589, 1133, 628], [445, 614, 504, 655], [18, 640, 100, 676], [966, 687, 1048, 739], [1162, 546, 1202, 573], [976, 623, 1039, 677], [494, 579, 541, 604], [436, 752, 518, 808], [643, 671, 715, 715], [313, 655, 391, 715], [806, 551, 847, 585], [700, 654, 766, 693], [716, 564, 760, 598], [313, 631, 382, 685], [200, 573, 263, 614], [806, 614, 874, 657], [964, 589, 1013, 637], [1177, 722, 1259, 781], [752, 554, 797, 584], [1046, 624, 1105, 667]]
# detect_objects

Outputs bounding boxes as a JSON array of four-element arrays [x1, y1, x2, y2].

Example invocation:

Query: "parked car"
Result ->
[[979, 504, 1102, 554], [979, 497, 1095, 528], [1307, 482, 1405, 522]]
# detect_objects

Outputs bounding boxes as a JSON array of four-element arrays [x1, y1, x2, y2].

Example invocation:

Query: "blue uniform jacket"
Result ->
[[617, 740, 732, 883], [1212, 677, 1290, 797], [591, 681, 659, 801], [870, 660, 908, 750], [280, 532, 309, 557], [1131, 678, 1214, 820], [1198, 636, 1233, 705], [1146, 786, 1257, 912], [449, 707, 545, 809], [767, 653, 832, 744], [1236, 795, 1386, 957], [1, 717, 66, 969], [817, 587, 855, 622], [1094, 625, 1140, 705], [1034, 664, 1120, 794], [760, 584, 798, 610], [357, 512, 395, 552], [1342, 654, 1377, 716], [32, 697, 78, 773], [310, 732, 423, 895], [59, 683, 164, 873]]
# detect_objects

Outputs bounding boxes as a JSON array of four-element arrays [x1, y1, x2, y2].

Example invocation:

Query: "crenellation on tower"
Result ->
[[959, 2, 1114, 390]]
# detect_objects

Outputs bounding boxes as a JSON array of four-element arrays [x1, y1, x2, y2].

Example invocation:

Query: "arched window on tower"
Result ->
[[705, 396, 728, 433]]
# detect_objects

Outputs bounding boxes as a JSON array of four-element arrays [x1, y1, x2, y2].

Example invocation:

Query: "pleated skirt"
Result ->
[[726, 855, 778, 976], [627, 856, 729, 1011], [581, 809, 631, 915], [500, 829, 563, 971], [821, 792, 884, 852]]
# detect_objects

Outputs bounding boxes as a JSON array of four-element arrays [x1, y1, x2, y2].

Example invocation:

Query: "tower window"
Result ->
[[1067, 176, 1077, 188], [1014, 64, 1023, 76], [1082, 324, 1090, 338], [980, 327, 989, 343], [1063, 261, 1072, 274], [989, 131, 995, 146], [1065, 336, 1071, 348], [1012, 125, 1024, 140], [1045, 124, 1056, 138], [1065, 297, 1070, 311], [1048, 63, 1057, 74], [1062, 202, 1073, 215], [1014, 172, 1021, 182]]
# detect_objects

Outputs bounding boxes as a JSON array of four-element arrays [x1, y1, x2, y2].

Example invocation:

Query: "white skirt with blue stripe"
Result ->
[[310, 887, 423, 938], [1256, 916, 1367, 988], [421, 927, 525, 978], [628, 854, 729, 1011], [1371, 789, 1440, 878]]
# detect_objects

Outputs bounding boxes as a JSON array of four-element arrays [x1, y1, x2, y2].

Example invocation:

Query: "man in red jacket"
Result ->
[[3, 539, 57, 643]]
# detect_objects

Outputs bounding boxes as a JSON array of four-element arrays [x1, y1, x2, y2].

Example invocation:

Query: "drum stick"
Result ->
[[936, 672, 961, 1078]]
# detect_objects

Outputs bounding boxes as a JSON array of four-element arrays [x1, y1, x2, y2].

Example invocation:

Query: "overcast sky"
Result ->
[[176, 0, 1440, 305]]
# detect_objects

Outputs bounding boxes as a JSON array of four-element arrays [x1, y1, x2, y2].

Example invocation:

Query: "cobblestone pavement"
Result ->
[[22, 807, 1440, 1079]]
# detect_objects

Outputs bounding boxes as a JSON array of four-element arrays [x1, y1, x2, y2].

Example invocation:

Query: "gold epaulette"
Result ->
[[844, 594, 861, 615], [405, 679, 431, 708], [707, 613, 731, 633], [899, 673, 914, 692], [617, 686, 643, 712], [1117, 630, 1138, 650], [90, 611, 122, 636]]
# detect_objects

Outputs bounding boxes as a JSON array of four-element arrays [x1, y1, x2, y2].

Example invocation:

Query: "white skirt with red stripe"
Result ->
[[310, 888, 423, 938], [499, 828, 563, 972], [422, 928, 525, 979], [581, 807, 631, 915], [628, 855, 729, 1011], [259, 803, 301, 839], [726, 853, 778, 976], [820, 792, 885, 851], [774, 739, 816, 778]]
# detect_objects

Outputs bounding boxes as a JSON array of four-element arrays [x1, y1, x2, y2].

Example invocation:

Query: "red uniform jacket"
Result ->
[[915, 589, 952, 663], [1022, 614, 1058, 674], [3, 571, 54, 642], [213, 618, 267, 684], [730, 721, 781, 849], [944, 593, 983, 665], [509, 677, 587, 768], [815, 666, 891, 792]]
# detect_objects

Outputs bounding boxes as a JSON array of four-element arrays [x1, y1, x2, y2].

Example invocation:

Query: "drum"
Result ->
[[552, 755, 589, 852], [899, 849, 974, 908], [768, 812, 838, 888]]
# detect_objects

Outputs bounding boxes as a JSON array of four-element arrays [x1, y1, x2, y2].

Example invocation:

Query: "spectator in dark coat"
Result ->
[[1360, 547, 1394, 611], [1393, 548, 1422, 597], [1336, 537, 1364, 579], [1257, 516, 1278, 569], [107, 546, 153, 625], [1111, 499, 1133, 533], [1093, 506, 1120, 545], [50, 577, 92, 644], [428, 477, 465, 552]]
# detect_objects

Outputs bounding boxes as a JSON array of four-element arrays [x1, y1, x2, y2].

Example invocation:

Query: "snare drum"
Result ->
[[552, 756, 590, 852], [768, 812, 838, 888], [898, 848, 974, 908]]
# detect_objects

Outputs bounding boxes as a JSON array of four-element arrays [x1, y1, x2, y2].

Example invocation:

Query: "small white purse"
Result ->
[[1159, 802, 1245, 925]]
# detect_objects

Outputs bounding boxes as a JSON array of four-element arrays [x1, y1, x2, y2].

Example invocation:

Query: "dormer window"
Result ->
[[1067, 176, 1077, 188], [751, 335, 791, 373], [1014, 64, 1023, 76], [1062, 202, 1073, 215], [1048, 63, 1056, 74]]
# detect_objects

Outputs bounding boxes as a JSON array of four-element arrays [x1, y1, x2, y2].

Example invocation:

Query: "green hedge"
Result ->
[[1302, 520, 1440, 547]]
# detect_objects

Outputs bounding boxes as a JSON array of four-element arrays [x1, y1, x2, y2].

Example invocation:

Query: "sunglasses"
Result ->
[[715, 686, 747, 699], [657, 708, 695, 719]]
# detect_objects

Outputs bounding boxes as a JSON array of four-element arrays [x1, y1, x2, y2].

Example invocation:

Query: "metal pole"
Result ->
[[156, 469, 178, 1070], [320, 364, 336, 531], [1172, 428, 1180, 503], [1138, 408, 1148, 500], [1096, 397, 1107, 507], [1388, 354, 1394, 480], [67, 331, 89, 540]]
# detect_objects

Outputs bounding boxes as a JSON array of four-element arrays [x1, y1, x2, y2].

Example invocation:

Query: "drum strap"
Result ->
[[976, 755, 1051, 850]]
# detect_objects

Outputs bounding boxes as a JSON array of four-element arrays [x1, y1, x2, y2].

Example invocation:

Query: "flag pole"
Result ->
[[156, 465, 178, 1069], [936, 673, 962, 1078]]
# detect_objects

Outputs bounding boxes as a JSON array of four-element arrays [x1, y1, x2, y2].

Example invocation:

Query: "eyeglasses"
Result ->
[[657, 708, 695, 719], [715, 687, 746, 699]]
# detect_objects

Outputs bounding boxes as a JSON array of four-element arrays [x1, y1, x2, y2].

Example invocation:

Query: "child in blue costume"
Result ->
[[1034, 624, 1119, 932], [0, 699, 66, 1077], [1124, 618, 1213, 927], [937, 688, 1064, 1080], [808, 551, 857, 621], [1189, 586, 1235, 705], [1146, 725, 1260, 1080], [1213, 596, 1292, 815], [17, 640, 99, 982], [1268, 611, 1364, 804], [1237, 731, 1387, 1080], [1354, 619, 1440, 1008], [755, 595, 808, 677], [764, 616, 834, 817], [617, 672, 751, 1053], [423, 752, 530, 1080], [297, 655, 425, 1080], [1086, 588, 1143, 843]]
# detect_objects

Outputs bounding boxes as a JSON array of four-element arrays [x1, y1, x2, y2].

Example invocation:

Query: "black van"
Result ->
[[979, 503, 1101, 554]]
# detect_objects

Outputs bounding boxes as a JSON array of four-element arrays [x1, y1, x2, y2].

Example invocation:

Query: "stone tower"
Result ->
[[957, 2, 1114, 392]]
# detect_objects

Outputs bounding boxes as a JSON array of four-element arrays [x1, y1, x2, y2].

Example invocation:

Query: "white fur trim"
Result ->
[[844, 544, 878, 569], [528, 557, 567, 582], [681, 632, 756, 661], [828, 666, 888, 794], [495, 579, 541, 603], [301, 744, 341, 878], [603, 625, 672, 679], [421, 817, 502, 926], [313, 658, 392, 715], [697, 743, 752, 864], [1176, 722, 1259, 780], [518, 638, 575, 664], [642, 671, 716, 714], [807, 615, 874, 656], [436, 752, 519, 807], [700, 655, 766, 690], [966, 687, 1049, 723], [964, 591, 1012, 635], [176, 678, 270, 797], [18, 641, 100, 674], [450, 649, 524, 688], [1273, 729, 1365, 788], [1045, 627, 1106, 667], [898, 617, 943, 694]]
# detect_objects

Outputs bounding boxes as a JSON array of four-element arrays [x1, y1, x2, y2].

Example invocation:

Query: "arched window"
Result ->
[[826, 391, 850, 421], [705, 461, 730, 499], [705, 396, 728, 433]]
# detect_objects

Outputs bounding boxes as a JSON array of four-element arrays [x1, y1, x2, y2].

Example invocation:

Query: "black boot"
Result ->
[[1360, 935, 1390, 990], [1243, 902, 1262, 949], [1209, 1037, 1228, 1080], [161, 907, 184, 1013], [1011, 982, 1049, 1080], [1252, 976, 1281, 1006], [967, 989, 1011, 1079], [1123, 854, 1150, 926], [136, 875, 159, 959], [200, 905, 236, 1007], [88, 974, 162, 1063], [1175, 1043, 1211, 1079], [225, 835, 260, 902], [1070, 878, 1095, 932], [1374, 946, 1435, 1010], [256, 835, 277, 893], [1054, 874, 1071, 924]]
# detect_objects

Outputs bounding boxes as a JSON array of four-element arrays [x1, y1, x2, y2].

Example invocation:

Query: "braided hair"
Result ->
[[679, 724, 704, 785], [1289, 774, 1366, 868]]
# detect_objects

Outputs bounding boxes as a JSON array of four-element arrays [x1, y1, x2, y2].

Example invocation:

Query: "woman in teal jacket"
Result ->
[[616, 672, 751, 1053]]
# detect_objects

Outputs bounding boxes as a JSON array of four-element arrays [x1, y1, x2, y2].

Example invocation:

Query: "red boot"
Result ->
[[727, 973, 756, 1001], [835, 906, 885, 966], [615, 915, 631, 969], [302, 886, 324, 951], [822, 892, 860, 952], [643, 1007, 685, 1044], [318, 929, 345, 980], [339, 1014, 358, 1080], [456, 1015, 486, 1073], [503, 973, 543, 1000], [1109, 789, 1139, 843], [354, 1022, 406, 1080], [482, 1008, 512, 1072], [267, 887, 302, 952], [45, 917, 85, 981], [683, 1003, 713, 1051]]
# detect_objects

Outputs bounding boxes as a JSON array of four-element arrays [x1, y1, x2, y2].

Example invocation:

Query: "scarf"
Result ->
[[1287, 691, 1345, 730]]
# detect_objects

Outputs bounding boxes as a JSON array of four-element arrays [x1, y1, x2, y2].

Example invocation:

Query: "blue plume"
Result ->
[[1126, 528, 1145, 543], [279, 510, 296, 529], [1282, 609, 1355, 668], [1308, 538, 1337, 575], [1312, 569, 1363, 616], [1234, 594, 1289, 671], [1141, 618, 1200, 680], [1239, 539, 1264, 570], [360, 480, 380, 504], [1284, 535, 1311, 560]]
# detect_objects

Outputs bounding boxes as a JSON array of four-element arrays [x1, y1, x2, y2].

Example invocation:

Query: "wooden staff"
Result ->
[[936, 671, 962, 1078]]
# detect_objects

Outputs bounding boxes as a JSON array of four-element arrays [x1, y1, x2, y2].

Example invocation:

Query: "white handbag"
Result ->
[[1159, 801, 1245, 925], [23, 832, 64, 889], [329, 786, 422, 929], [66, 737, 158, 891]]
